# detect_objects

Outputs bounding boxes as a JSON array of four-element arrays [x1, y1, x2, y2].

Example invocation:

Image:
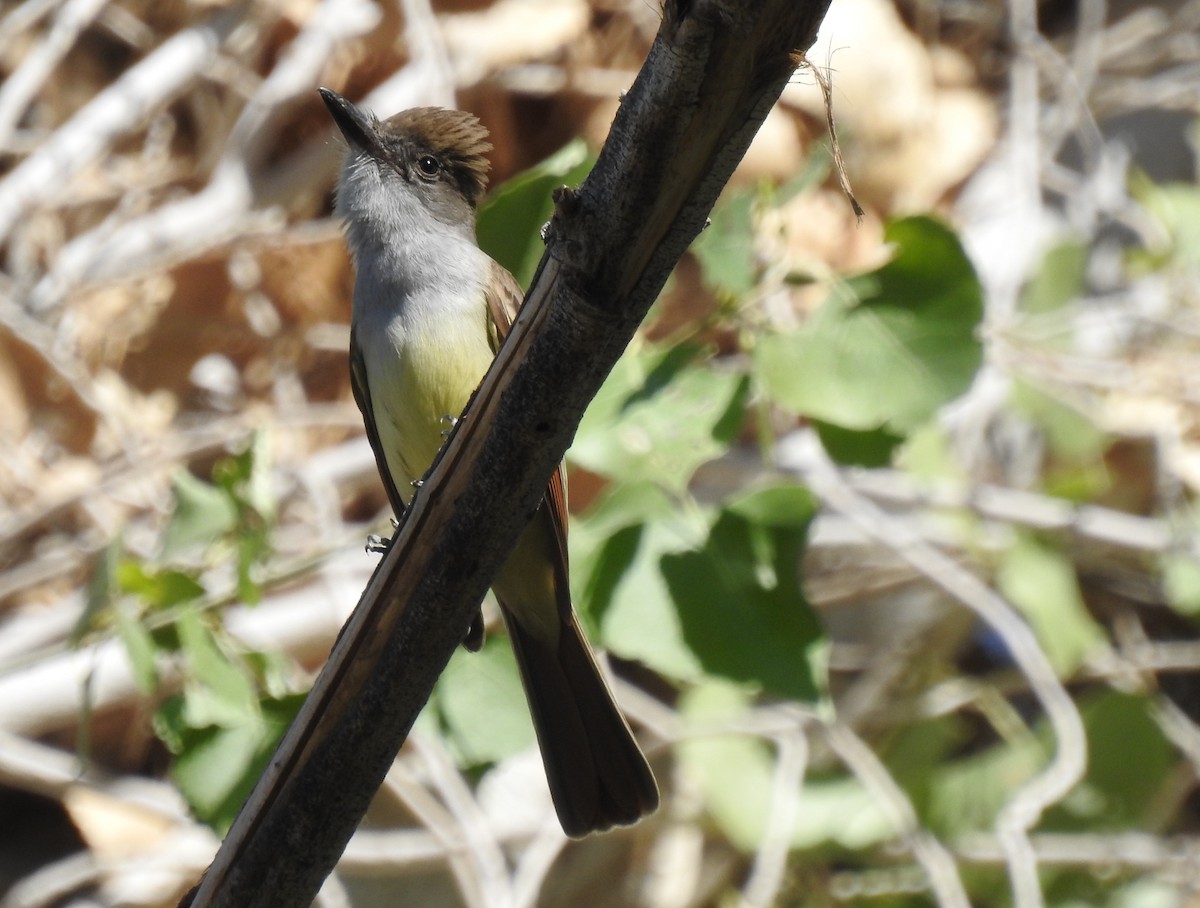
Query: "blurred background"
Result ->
[[1, 0, 1199, 905]]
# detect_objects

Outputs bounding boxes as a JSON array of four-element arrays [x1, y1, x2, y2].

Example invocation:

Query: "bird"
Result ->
[[320, 87, 658, 837]]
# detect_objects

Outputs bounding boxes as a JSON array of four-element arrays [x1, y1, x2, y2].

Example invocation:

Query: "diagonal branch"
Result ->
[[186, 1, 833, 905]]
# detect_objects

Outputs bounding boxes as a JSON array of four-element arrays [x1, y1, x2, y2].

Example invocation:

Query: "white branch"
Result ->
[[783, 429, 1087, 908], [824, 723, 971, 908], [0, 7, 238, 246], [739, 732, 808, 908], [0, 0, 111, 146], [26, 0, 379, 310]]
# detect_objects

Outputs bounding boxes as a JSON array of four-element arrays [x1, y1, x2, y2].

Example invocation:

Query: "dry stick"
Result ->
[[955, 832, 1200, 878], [399, 0, 457, 109], [840, 468, 1187, 557], [0, 0, 57, 48], [739, 731, 808, 908], [407, 736, 513, 908], [0, 2, 245, 246], [0, 291, 121, 448], [27, 0, 379, 309], [186, 2, 834, 905], [792, 431, 1087, 908], [0, 0, 111, 145], [511, 820, 569, 908], [823, 723, 971, 908], [801, 54, 864, 220], [380, 763, 493, 908]]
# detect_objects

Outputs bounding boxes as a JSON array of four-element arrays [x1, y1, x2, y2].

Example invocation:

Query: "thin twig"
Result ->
[[799, 53, 863, 220], [510, 819, 569, 908], [0, 4, 244, 249], [823, 723, 971, 908], [380, 761, 494, 908], [27, 0, 378, 307], [408, 736, 514, 908], [956, 831, 1200, 879], [739, 732, 808, 908], [786, 429, 1087, 908], [839, 468, 1188, 557], [0, 0, 111, 146]]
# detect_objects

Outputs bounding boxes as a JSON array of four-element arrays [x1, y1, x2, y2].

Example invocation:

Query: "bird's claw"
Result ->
[[365, 518, 400, 554]]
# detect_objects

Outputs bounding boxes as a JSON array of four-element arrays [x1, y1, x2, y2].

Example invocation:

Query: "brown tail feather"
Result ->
[[502, 608, 659, 837]]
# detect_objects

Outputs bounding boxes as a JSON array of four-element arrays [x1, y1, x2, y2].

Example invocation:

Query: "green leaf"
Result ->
[[569, 479, 679, 630], [1011, 383, 1103, 462], [153, 696, 188, 753], [570, 477, 711, 681], [812, 419, 905, 467], [477, 140, 594, 287], [171, 722, 262, 827], [1105, 879, 1182, 908], [572, 343, 749, 492], [773, 149, 833, 206], [1019, 240, 1087, 315], [995, 535, 1106, 676], [73, 538, 120, 645], [679, 683, 893, 852], [678, 683, 785, 851], [163, 469, 237, 556], [571, 478, 678, 540], [692, 189, 757, 296], [246, 440, 273, 516], [927, 734, 1044, 836], [176, 607, 260, 728], [1046, 691, 1173, 831], [212, 435, 275, 605], [662, 485, 825, 701], [790, 777, 897, 850], [1131, 175, 1200, 271], [1011, 382, 1107, 467], [114, 602, 158, 694], [220, 430, 276, 521], [166, 693, 302, 833], [881, 714, 972, 830], [585, 514, 710, 683], [1163, 552, 1200, 616], [724, 482, 817, 529], [433, 637, 534, 767], [895, 423, 965, 484], [755, 215, 983, 436], [116, 561, 205, 609]]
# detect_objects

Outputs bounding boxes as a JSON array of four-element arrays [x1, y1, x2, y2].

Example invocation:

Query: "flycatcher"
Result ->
[[320, 88, 658, 837]]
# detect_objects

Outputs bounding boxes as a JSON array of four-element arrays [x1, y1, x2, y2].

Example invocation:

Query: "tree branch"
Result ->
[[187, 1, 832, 904]]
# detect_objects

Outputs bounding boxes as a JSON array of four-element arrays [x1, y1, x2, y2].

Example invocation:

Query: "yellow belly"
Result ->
[[366, 312, 495, 506], [363, 301, 561, 641]]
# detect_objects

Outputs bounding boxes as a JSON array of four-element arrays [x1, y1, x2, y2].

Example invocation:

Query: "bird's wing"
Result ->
[[483, 260, 572, 617], [483, 258, 521, 342], [349, 326, 408, 519]]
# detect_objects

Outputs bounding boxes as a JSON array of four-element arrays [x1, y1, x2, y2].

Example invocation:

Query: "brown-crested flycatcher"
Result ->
[[320, 88, 658, 837]]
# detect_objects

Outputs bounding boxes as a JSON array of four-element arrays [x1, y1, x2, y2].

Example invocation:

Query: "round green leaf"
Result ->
[[755, 215, 983, 435]]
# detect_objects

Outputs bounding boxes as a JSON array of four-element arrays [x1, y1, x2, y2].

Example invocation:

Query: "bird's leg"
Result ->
[[364, 507, 485, 652], [365, 517, 400, 554], [440, 414, 459, 438]]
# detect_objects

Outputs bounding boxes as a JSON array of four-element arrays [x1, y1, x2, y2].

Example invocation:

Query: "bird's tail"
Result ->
[[502, 607, 659, 838]]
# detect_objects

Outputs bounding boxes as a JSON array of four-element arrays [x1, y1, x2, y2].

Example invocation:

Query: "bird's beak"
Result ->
[[319, 87, 384, 158]]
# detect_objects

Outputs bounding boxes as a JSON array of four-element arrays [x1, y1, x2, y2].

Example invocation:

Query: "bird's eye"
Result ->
[[416, 155, 440, 177]]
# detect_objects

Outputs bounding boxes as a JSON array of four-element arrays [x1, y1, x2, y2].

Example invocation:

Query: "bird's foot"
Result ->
[[365, 518, 400, 554]]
